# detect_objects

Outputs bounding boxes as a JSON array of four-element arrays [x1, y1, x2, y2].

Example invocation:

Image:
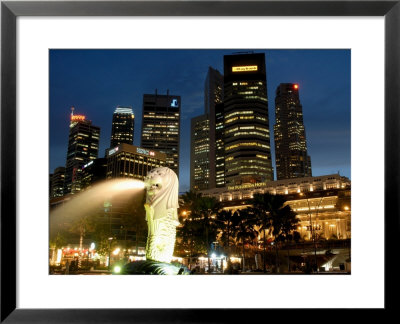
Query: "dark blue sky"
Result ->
[[50, 49, 350, 192]]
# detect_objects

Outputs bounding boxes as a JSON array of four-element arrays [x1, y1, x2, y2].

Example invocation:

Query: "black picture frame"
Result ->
[[1, 0, 398, 322]]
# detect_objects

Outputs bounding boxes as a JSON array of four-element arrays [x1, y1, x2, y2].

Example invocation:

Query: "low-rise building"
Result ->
[[106, 143, 166, 180], [200, 174, 351, 240]]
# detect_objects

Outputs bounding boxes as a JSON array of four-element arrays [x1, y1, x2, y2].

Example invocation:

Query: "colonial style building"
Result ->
[[200, 174, 351, 240]]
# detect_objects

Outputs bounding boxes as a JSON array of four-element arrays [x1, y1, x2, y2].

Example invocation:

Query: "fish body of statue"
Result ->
[[144, 167, 179, 263]]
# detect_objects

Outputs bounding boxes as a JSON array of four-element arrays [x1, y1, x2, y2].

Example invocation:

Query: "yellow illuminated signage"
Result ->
[[232, 65, 258, 72], [227, 182, 266, 191]]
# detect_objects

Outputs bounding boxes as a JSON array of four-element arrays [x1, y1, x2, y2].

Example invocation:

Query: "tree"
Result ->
[[68, 213, 96, 268], [49, 231, 67, 264], [92, 222, 113, 257], [176, 218, 207, 262], [216, 209, 240, 271], [271, 206, 299, 272], [195, 196, 221, 272], [246, 193, 287, 273], [180, 190, 202, 216], [236, 209, 258, 271]]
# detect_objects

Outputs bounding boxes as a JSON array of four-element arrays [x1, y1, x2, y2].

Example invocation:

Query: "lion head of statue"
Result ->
[[144, 167, 179, 219]]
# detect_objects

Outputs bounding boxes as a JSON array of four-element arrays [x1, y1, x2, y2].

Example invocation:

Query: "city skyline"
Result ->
[[50, 49, 351, 192]]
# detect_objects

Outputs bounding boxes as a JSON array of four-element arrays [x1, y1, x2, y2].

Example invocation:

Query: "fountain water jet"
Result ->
[[50, 178, 145, 225], [50, 170, 190, 275]]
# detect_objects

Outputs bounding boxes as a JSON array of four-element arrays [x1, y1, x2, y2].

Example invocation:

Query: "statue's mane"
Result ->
[[146, 167, 179, 214]]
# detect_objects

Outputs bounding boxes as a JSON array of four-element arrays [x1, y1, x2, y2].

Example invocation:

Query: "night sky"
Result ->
[[50, 49, 350, 192]]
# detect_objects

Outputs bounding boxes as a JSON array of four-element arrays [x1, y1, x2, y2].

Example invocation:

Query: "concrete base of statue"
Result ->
[[120, 260, 192, 275]]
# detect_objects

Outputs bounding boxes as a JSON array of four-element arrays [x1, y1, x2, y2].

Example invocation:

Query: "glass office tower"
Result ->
[[223, 53, 273, 186], [274, 83, 312, 179]]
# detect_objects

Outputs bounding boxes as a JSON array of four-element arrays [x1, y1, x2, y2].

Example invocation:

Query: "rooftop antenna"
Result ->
[[71, 106, 75, 120]]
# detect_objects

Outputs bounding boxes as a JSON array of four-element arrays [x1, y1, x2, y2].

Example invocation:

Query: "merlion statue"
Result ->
[[144, 167, 179, 263]]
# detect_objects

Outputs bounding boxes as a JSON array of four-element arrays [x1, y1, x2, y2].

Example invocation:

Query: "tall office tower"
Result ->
[[274, 83, 312, 180], [190, 115, 210, 191], [141, 92, 180, 176], [204, 67, 224, 189], [50, 166, 65, 198], [110, 106, 135, 148], [215, 102, 225, 187], [223, 53, 273, 186], [64, 108, 100, 194], [190, 67, 224, 191]]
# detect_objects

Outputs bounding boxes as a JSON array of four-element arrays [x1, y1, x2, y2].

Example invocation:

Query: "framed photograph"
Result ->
[[1, 0, 398, 322]]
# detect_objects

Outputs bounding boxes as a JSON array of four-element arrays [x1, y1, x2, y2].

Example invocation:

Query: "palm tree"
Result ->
[[49, 231, 67, 265], [271, 206, 299, 272], [216, 209, 240, 271], [195, 196, 221, 272], [180, 190, 202, 216], [246, 193, 287, 273], [176, 218, 206, 265], [236, 209, 258, 271], [69, 214, 95, 269]]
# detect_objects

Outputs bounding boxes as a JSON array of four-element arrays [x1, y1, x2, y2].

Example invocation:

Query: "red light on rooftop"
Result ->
[[294, 84, 299, 89]]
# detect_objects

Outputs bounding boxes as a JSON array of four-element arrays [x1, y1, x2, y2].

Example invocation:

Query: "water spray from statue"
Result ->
[[50, 167, 191, 275]]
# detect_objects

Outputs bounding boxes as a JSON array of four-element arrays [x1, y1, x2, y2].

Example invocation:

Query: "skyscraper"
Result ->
[[141, 92, 180, 176], [204, 67, 224, 117], [190, 67, 224, 191], [110, 106, 135, 148], [50, 166, 65, 198], [215, 102, 225, 187], [274, 83, 312, 180], [223, 53, 273, 186], [64, 108, 100, 194], [190, 114, 210, 191], [204, 67, 224, 189]]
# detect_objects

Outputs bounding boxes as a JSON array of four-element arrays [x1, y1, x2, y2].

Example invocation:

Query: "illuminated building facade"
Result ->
[[274, 83, 312, 179], [201, 174, 351, 240], [190, 115, 210, 191], [141, 92, 180, 176], [190, 67, 224, 191], [64, 109, 100, 194], [205, 67, 224, 188], [223, 53, 273, 186], [110, 106, 135, 148], [50, 166, 65, 198], [80, 158, 107, 190], [215, 102, 225, 187], [106, 143, 166, 180]]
